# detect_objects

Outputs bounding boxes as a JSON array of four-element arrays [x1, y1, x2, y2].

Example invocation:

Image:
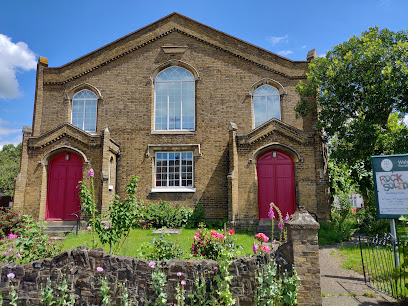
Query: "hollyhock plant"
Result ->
[[260, 245, 271, 253], [88, 169, 94, 177], [228, 228, 235, 235], [253, 243, 259, 254], [278, 222, 283, 231]]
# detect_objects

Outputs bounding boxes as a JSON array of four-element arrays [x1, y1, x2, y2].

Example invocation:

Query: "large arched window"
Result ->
[[253, 85, 281, 128], [71, 90, 97, 132], [154, 66, 195, 131]]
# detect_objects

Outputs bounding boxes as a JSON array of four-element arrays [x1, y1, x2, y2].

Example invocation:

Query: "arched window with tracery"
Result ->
[[71, 89, 97, 132], [154, 66, 195, 131], [253, 85, 281, 128]]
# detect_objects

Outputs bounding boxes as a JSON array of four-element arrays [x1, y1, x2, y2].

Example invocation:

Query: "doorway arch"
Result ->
[[257, 150, 296, 220], [46, 152, 83, 220]]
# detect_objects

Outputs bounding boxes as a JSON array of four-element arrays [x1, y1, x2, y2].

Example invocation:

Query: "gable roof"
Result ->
[[42, 13, 309, 85]]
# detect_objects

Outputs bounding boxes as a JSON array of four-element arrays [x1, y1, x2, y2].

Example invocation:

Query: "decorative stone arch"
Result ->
[[66, 83, 103, 101], [149, 60, 200, 83], [248, 78, 287, 96], [40, 146, 90, 166], [249, 142, 301, 164]]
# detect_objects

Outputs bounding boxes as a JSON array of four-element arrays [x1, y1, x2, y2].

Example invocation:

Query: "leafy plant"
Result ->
[[186, 204, 205, 229], [0, 208, 28, 239], [0, 144, 21, 196], [79, 175, 143, 253], [254, 260, 299, 305], [141, 201, 193, 229], [149, 262, 167, 306], [148, 235, 183, 260]]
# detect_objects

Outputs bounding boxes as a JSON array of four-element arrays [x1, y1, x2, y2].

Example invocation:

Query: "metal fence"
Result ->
[[359, 234, 408, 300]]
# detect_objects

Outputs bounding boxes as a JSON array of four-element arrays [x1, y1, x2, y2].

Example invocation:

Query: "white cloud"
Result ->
[[0, 118, 22, 150], [404, 114, 408, 127], [301, 45, 307, 49], [266, 35, 288, 45], [278, 50, 294, 56], [0, 34, 36, 99], [319, 53, 327, 58]]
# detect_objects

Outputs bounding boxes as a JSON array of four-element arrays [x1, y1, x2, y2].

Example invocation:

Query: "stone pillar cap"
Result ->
[[228, 122, 238, 131], [38, 56, 48, 66], [286, 207, 320, 229], [306, 49, 318, 62]]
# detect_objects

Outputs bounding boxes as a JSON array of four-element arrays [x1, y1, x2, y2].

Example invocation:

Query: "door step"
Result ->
[[43, 221, 81, 237]]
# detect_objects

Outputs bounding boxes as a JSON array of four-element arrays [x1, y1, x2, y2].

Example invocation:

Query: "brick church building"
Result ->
[[13, 13, 330, 226]]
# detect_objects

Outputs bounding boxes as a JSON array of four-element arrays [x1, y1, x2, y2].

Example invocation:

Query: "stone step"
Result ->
[[42, 221, 81, 236]]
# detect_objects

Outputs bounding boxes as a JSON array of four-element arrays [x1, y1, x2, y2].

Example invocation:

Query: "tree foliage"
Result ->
[[296, 27, 408, 202], [0, 144, 21, 196]]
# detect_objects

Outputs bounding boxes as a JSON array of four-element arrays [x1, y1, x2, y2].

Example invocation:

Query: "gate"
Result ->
[[359, 234, 408, 300]]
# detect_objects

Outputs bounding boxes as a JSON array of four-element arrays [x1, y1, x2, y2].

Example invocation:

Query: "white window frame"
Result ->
[[151, 151, 195, 193], [154, 66, 195, 131], [253, 85, 281, 128], [71, 89, 98, 132]]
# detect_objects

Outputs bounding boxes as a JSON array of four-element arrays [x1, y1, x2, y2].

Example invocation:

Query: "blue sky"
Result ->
[[0, 0, 407, 149]]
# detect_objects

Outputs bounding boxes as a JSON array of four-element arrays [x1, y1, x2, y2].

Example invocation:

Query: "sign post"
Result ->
[[372, 154, 408, 268]]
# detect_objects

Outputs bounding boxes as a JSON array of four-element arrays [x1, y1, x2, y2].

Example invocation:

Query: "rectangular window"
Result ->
[[154, 152, 194, 192]]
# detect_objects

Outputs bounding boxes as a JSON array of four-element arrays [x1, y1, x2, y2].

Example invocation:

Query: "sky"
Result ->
[[0, 0, 407, 149]]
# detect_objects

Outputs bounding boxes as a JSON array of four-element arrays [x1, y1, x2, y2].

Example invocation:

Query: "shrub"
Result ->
[[186, 203, 205, 229], [0, 208, 26, 239], [0, 214, 61, 264], [148, 235, 183, 260], [141, 201, 193, 228], [191, 224, 241, 260]]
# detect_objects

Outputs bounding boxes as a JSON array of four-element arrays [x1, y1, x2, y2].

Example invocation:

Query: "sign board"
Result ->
[[372, 154, 408, 218]]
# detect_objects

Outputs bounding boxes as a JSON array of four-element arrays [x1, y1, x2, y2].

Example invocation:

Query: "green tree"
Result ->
[[296, 27, 408, 204], [0, 144, 21, 196]]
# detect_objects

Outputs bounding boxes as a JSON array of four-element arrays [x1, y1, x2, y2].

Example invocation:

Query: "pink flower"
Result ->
[[17, 253, 21, 259], [228, 228, 235, 235], [284, 213, 290, 222], [268, 208, 275, 219], [181, 280, 186, 286], [278, 222, 283, 231], [177, 272, 182, 277], [2, 251, 6, 256], [260, 245, 271, 252], [255, 233, 269, 243], [7, 232, 18, 239], [104, 226, 109, 230], [8, 248, 12, 252], [96, 267, 103, 272], [193, 235, 199, 242], [87, 226, 91, 231], [272, 239, 276, 244], [149, 261, 156, 268], [214, 266, 218, 271], [253, 243, 259, 254], [88, 169, 94, 177], [7, 273, 15, 279]]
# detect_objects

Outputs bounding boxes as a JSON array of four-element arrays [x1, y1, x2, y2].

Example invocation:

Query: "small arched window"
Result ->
[[154, 66, 195, 131], [71, 90, 97, 132], [253, 85, 281, 128]]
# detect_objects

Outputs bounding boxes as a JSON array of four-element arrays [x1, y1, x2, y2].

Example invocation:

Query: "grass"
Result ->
[[338, 245, 364, 274], [61, 227, 257, 258]]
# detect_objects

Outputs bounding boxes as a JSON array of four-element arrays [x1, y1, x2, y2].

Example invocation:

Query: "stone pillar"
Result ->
[[286, 208, 322, 305], [13, 126, 32, 211], [101, 127, 112, 214], [227, 122, 239, 223]]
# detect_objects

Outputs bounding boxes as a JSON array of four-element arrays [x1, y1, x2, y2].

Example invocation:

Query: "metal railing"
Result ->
[[359, 234, 408, 300]]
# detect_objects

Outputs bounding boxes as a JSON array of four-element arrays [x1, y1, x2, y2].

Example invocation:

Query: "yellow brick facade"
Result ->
[[14, 13, 330, 223]]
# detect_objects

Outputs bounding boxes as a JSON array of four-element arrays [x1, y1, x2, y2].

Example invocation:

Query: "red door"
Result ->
[[257, 151, 296, 220], [46, 152, 82, 220]]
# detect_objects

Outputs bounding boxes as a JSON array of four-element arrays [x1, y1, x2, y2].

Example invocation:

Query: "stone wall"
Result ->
[[0, 210, 321, 305]]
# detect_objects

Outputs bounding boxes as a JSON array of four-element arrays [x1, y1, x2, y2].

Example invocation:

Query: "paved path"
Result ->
[[320, 244, 397, 305]]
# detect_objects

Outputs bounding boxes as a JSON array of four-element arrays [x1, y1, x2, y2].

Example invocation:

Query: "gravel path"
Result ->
[[320, 245, 397, 305]]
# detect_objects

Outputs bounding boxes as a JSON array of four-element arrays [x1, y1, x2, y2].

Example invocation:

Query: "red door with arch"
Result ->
[[257, 151, 296, 220], [46, 152, 83, 220]]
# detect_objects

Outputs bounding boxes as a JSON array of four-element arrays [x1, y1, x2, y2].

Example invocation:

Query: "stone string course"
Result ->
[[0, 210, 321, 305]]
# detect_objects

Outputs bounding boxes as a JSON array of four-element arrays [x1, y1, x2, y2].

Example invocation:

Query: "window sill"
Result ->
[[150, 187, 196, 193], [151, 130, 196, 135]]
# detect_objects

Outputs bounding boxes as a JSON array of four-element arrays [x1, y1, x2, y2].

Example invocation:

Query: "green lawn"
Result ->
[[62, 228, 256, 259]]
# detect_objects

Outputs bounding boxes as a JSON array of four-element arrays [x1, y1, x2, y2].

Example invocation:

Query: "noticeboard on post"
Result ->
[[372, 154, 408, 219]]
